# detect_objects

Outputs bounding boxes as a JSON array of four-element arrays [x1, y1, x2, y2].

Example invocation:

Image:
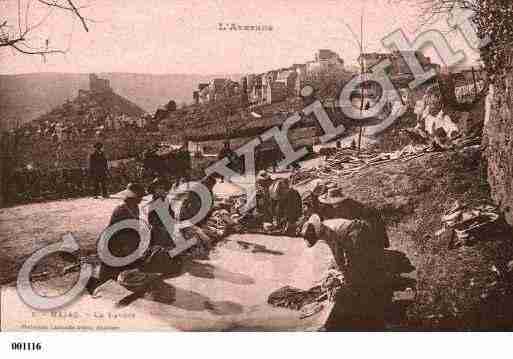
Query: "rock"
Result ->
[[484, 77, 513, 226]]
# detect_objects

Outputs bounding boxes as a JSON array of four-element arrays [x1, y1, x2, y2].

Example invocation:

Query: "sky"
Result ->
[[0, 0, 481, 75]]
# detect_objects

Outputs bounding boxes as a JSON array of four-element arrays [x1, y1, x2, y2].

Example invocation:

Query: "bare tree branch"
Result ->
[[1, 0, 91, 57], [35, 0, 88, 31], [10, 42, 64, 55], [65, 0, 88, 32]]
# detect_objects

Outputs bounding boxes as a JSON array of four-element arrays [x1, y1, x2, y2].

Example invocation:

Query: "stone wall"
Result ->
[[14, 128, 181, 170], [1, 128, 190, 206], [484, 75, 513, 226]]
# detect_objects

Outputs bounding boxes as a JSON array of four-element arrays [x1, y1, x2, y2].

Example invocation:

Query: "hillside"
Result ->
[[36, 88, 145, 125], [0, 72, 240, 125], [2, 139, 513, 329]]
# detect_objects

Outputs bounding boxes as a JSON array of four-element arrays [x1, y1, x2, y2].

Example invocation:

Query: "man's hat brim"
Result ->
[[318, 194, 345, 205], [121, 189, 145, 199]]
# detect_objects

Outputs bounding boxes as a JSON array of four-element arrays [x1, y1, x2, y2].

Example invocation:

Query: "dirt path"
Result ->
[[2, 147, 510, 330]]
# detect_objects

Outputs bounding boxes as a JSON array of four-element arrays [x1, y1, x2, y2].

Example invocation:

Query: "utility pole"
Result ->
[[471, 67, 478, 100], [358, 10, 365, 155]]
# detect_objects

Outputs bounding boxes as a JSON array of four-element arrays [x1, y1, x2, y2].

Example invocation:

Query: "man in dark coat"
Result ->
[[143, 144, 159, 178], [217, 140, 239, 182], [178, 174, 217, 226], [217, 140, 234, 162], [87, 182, 183, 295], [89, 142, 109, 198], [87, 183, 147, 294], [255, 171, 273, 222], [147, 177, 177, 248], [176, 142, 192, 186]]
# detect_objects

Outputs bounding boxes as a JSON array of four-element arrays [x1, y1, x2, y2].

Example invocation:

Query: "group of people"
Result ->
[[86, 140, 391, 329], [86, 172, 218, 294], [230, 167, 391, 328], [142, 142, 192, 183], [243, 172, 303, 235], [88, 140, 194, 200]]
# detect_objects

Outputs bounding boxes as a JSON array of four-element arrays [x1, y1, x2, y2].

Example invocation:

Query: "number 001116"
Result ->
[[11, 342, 42, 351]]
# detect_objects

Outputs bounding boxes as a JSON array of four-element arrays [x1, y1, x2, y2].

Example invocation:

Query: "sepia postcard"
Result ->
[[1, 0, 513, 339]]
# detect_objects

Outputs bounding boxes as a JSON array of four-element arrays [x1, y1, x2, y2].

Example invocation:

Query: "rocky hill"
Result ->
[[0, 72, 240, 125], [35, 88, 145, 126]]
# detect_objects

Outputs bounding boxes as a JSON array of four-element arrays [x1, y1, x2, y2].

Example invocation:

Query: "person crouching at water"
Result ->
[[178, 174, 217, 226], [318, 187, 390, 250], [255, 170, 273, 222], [300, 214, 386, 330], [87, 183, 147, 294], [86, 182, 183, 295], [147, 177, 176, 248], [301, 214, 385, 285], [269, 178, 302, 235]]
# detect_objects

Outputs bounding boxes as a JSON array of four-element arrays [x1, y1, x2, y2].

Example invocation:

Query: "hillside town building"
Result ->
[[358, 51, 441, 77]]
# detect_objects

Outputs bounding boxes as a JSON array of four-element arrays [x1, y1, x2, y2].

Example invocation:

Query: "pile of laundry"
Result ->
[[203, 208, 243, 237], [267, 268, 345, 318], [180, 201, 256, 259], [267, 285, 322, 311], [437, 200, 502, 248]]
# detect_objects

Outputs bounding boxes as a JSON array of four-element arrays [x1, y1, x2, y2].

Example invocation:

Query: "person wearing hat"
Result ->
[[301, 214, 386, 330], [318, 187, 390, 249], [143, 143, 160, 178], [178, 174, 217, 225], [87, 182, 147, 294], [301, 213, 384, 281], [217, 140, 239, 182], [303, 180, 326, 219], [172, 174, 218, 254], [87, 182, 188, 295], [218, 140, 233, 160], [176, 139, 192, 187], [147, 177, 176, 248], [270, 178, 302, 235], [257, 170, 272, 187], [89, 142, 109, 198], [433, 127, 453, 151], [237, 174, 272, 229], [256, 170, 273, 222]]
